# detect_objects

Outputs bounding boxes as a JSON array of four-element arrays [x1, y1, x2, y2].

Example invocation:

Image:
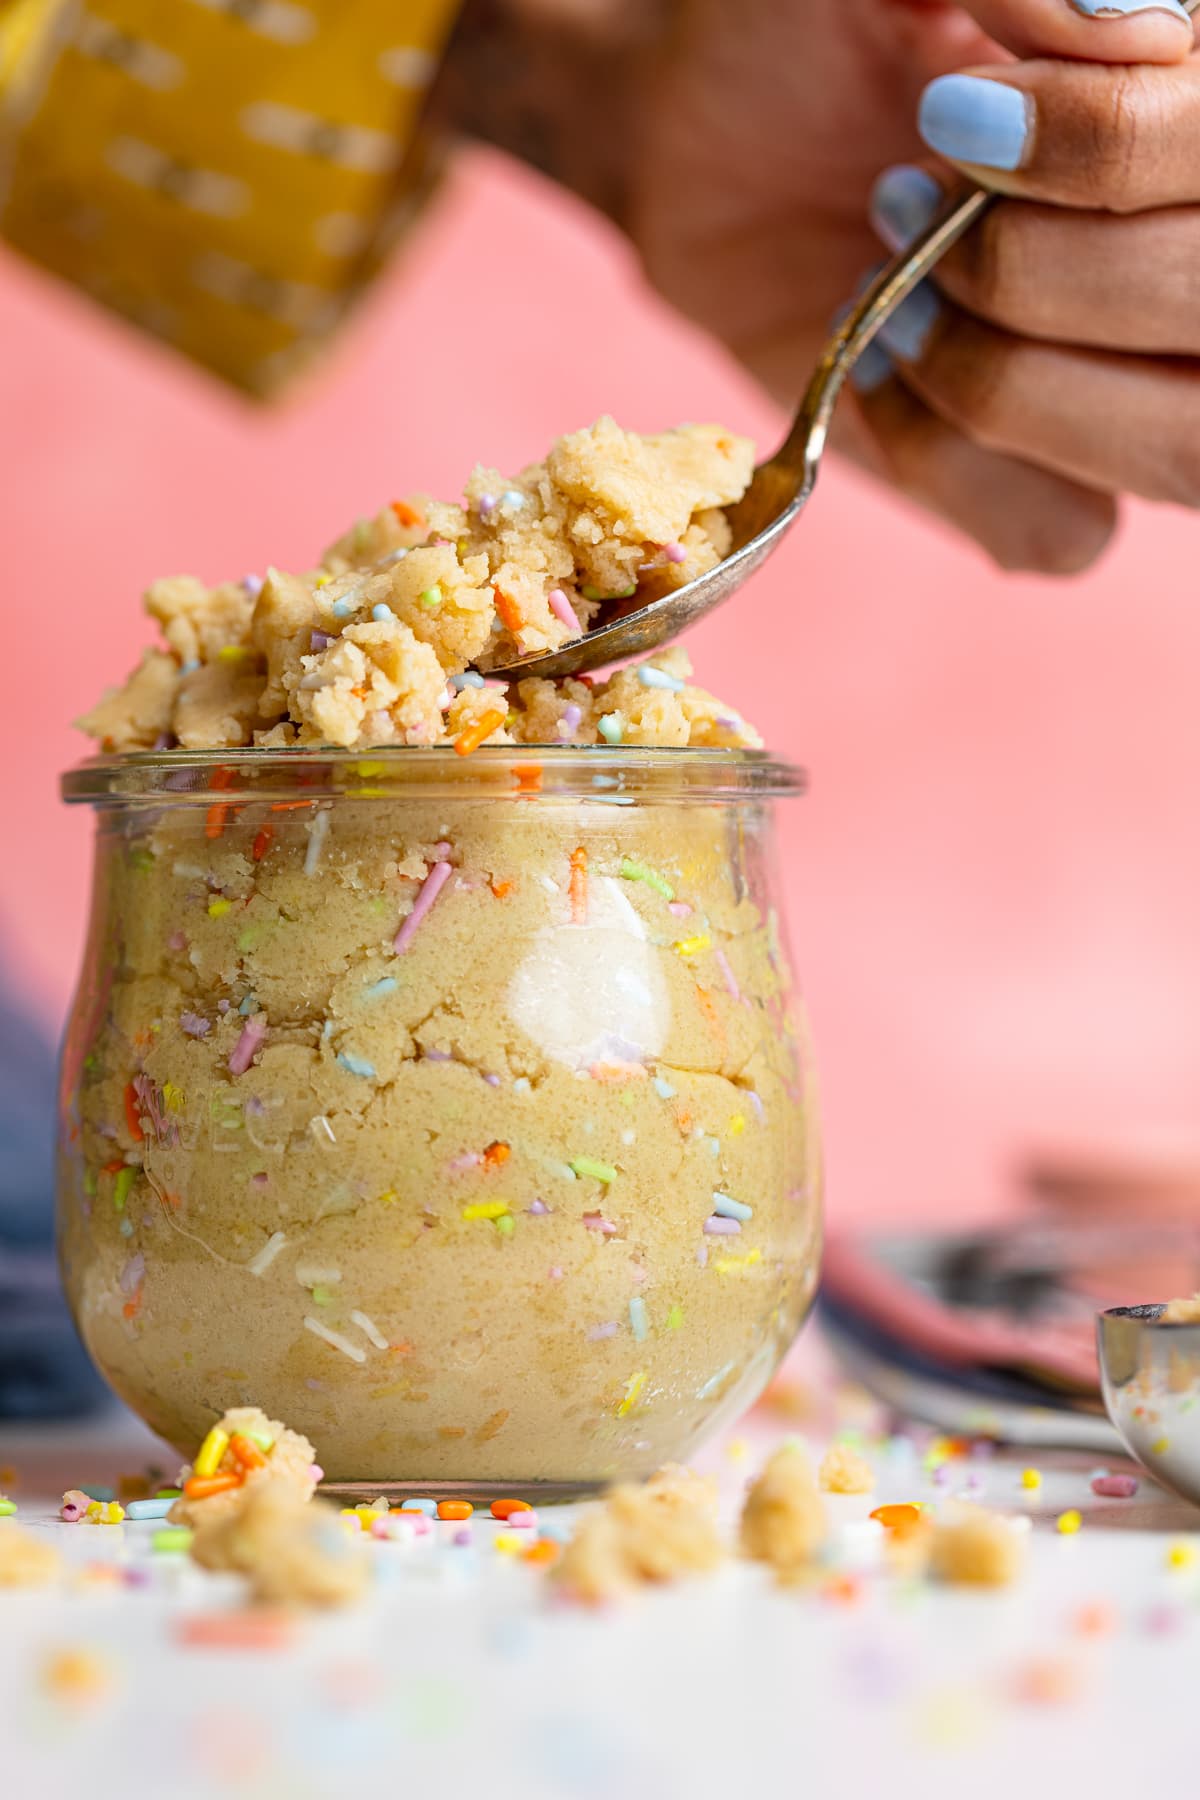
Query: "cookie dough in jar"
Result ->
[[58, 747, 818, 1494]]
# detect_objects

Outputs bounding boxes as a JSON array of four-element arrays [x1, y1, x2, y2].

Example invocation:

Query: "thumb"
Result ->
[[950, 0, 1194, 62]]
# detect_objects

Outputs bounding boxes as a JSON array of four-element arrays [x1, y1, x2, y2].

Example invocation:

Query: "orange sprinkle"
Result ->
[[391, 500, 425, 529], [482, 1141, 510, 1168], [589, 1061, 648, 1083], [490, 878, 514, 899], [490, 1498, 532, 1520], [205, 802, 231, 841], [175, 1610, 296, 1650], [183, 1473, 242, 1500], [209, 766, 236, 792], [228, 1434, 266, 1473], [123, 1082, 144, 1143], [251, 825, 274, 863], [454, 708, 505, 757], [523, 1540, 560, 1566], [569, 846, 587, 925], [101, 1160, 125, 1177], [513, 764, 543, 794], [162, 1192, 183, 1211], [437, 1500, 474, 1520], [823, 1573, 862, 1606], [268, 800, 315, 812], [675, 1109, 693, 1135], [870, 1503, 923, 1530], [695, 985, 722, 1036], [122, 1287, 143, 1321], [388, 1341, 414, 1357], [493, 586, 524, 635]]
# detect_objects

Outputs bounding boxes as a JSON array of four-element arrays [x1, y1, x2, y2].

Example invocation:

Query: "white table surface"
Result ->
[[3, 1341, 1198, 1800]]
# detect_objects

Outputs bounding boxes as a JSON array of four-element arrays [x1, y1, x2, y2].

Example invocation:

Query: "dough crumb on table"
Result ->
[[189, 1487, 369, 1609], [740, 1444, 827, 1578], [929, 1504, 1026, 1588], [818, 1444, 876, 1494], [78, 417, 761, 755], [168, 1406, 317, 1530], [552, 1465, 724, 1603], [0, 1524, 61, 1587]]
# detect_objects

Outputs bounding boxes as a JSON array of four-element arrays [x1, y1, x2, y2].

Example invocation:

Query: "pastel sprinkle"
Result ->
[[508, 1508, 537, 1530], [151, 1528, 193, 1552], [193, 1426, 230, 1478], [494, 1533, 522, 1554], [713, 1248, 762, 1275], [629, 1296, 649, 1342], [113, 1167, 135, 1211], [714, 948, 741, 1001], [462, 1201, 510, 1222], [337, 1053, 376, 1079], [394, 860, 453, 952], [1057, 1510, 1082, 1536], [303, 1317, 367, 1363], [637, 666, 684, 692], [1167, 1541, 1197, 1569], [491, 1499, 532, 1520], [495, 1214, 515, 1237], [331, 597, 356, 618], [617, 1370, 647, 1417], [0, 1498, 16, 1517], [419, 586, 442, 611], [597, 712, 624, 745], [438, 1500, 473, 1521], [548, 589, 582, 634], [712, 1190, 753, 1222], [1020, 1468, 1042, 1491], [666, 1305, 684, 1330], [674, 934, 711, 957], [653, 1078, 677, 1100], [620, 858, 675, 900], [582, 1213, 618, 1234], [400, 1498, 438, 1516], [663, 542, 687, 564], [125, 1497, 175, 1520], [501, 489, 524, 509], [451, 671, 485, 690], [179, 1012, 209, 1037], [229, 1013, 267, 1076], [557, 703, 583, 738], [371, 603, 394, 622], [588, 1322, 618, 1341], [365, 976, 398, 998], [1092, 1474, 1138, 1498], [704, 1216, 741, 1235], [569, 1157, 617, 1183], [207, 898, 231, 918]]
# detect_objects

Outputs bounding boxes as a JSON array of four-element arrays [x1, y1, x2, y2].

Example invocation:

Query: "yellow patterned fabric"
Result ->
[[0, 0, 461, 393]]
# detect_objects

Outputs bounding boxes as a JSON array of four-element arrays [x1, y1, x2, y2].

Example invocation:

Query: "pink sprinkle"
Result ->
[[310, 630, 333, 652], [448, 1152, 481, 1173], [528, 1199, 549, 1215], [696, 1243, 709, 1267], [668, 901, 692, 919], [228, 1012, 267, 1076], [251, 1172, 269, 1188], [478, 494, 497, 518], [308, 1465, 324, 1483], [582, 1213, 618, 1235], [1092, 1474, 1139, 1499], [394, 860, 452, 954], [714, 948, 741, 1002], [509, 1509, 537, 1529], [548, 589, 582, 634], [664, 542, 687, 564], [588, 1322, 618, 1341], [243, 573, 264, 598], [557, 703, 583, 739], [452, 1527, 473, 1546], [1145, 1604, 1183, 1636], [747, 1090, 765, 1123], [548, 1266, 563, 1281], [168, 931, 187, 952], [483, 1074, 501, 1088], [704, 1216, 741, 1235], [433, 841, 452, 858], [180, 1012, 209, 1038]]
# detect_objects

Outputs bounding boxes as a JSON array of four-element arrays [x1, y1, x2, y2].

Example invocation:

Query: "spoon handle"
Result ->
[[785, 182, 993, 489]]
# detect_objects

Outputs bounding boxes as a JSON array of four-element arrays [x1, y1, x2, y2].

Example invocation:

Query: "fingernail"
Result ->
[[1069, 0, 1191, 23], [918, 74, 1031, 171], [876, 281, 942, 363], [870, 165, 944, 253], [850, 341, 894, 394]]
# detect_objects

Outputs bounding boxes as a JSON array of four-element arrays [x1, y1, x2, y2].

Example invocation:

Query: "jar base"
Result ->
[[319, 1477, 604, 1507]]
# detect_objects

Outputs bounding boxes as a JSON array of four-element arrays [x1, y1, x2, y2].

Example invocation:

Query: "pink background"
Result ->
[[5, 149, 1200, 1228]]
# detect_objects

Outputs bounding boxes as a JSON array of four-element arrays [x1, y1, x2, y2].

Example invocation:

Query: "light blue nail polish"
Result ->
[[918, 75, 1031, 172], [870, 165, 944, 254], [1070, 0, 1190, 21], [850, 341, 894, 394], [876, 282, 942, 362]]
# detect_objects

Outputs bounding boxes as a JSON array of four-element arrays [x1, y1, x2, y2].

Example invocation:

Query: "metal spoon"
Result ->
[[488, 182, 991, 683]]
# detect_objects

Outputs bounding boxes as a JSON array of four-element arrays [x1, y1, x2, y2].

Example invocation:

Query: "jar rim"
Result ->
[[61, 744, 806, 807]]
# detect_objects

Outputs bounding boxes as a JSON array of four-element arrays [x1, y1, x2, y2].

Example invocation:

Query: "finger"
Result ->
[[875, 286, 1200, 505], [841, 366, 1117, 574], [950, 0, 1194, 62], [871, 163, 1200, 354], [917, 56, 1200, 204]]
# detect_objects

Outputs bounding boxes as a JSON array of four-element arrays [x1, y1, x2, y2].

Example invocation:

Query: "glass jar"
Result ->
[[58, 746, 819, 1499]]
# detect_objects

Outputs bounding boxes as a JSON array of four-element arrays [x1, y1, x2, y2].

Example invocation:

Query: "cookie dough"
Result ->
[[189, 1486, 369, 1608], [0, 1526, 61, 1587], [740, 1444, 827, 1576], [818, 1444, 876, 1495], [928, 1505, 1025, 1587], [1162, 1294, 1200, 1323], [552, 1465, 724, 1602], [78, 418, 758, 755], [168, 1406, 317, 1530]]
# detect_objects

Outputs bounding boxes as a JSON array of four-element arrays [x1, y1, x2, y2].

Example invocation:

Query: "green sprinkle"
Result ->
[[629, 1296, 649, 1342], [113, 1167, 135, 1211], [495, 1214, 515, 1238], [597, 712, 623, 745], [236, 927, 262, 952], [154, 1488, 183, 1499], [0, 1499, 16, 1517], [151, 1527, 192, 1553], [713, 1190, 753, 1222], [128, 848, 155, 872], [569, 1156, 617, 1184], [582, 585, 638, 602], [238, 993, 259, 1016], [419, 585, 442, 611], [245, 1432, 274, 1452], [620, 858, 674, 900], [666, 1305, 684, 1330], [310, 1285, 336, 1307], [83, 1169, 97, 1196]]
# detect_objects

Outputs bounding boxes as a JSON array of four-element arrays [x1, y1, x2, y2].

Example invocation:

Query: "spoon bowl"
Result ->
[[1097, 1304, 1200, 1509]]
